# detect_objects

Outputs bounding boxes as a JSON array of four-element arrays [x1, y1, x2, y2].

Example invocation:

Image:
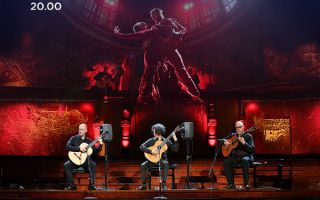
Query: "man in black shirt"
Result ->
[[137, 123, 179, 190], [222, 121, 255, 190], [64, 123, 103, 190]]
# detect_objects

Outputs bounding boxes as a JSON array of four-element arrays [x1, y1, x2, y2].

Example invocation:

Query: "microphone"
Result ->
[[217, 138, 226, 142]]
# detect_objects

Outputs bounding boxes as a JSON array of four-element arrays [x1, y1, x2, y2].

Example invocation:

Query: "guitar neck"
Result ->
[[87, 139, 98, 149], [159, 132, 174, 149], [241, 126, 256, 136], [231, 126, 256, 143], [86, 132, 105, 150]]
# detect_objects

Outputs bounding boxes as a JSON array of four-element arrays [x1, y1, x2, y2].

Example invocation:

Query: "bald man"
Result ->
[[222, 121, 255, 190], [64, 123, 103, 190]]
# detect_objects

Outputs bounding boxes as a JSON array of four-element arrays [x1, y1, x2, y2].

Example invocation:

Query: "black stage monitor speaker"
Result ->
[[181, 122, 194, 140], [100, 124, 113, 142]]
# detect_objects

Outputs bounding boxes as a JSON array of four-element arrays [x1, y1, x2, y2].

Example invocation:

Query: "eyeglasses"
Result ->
[[235, 126, 243, 129]]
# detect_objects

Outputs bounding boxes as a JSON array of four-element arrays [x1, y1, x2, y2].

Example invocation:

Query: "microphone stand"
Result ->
[[154, 146, 167, 200], [99, 140, 110, 191], [208, 140, 223, 190], [83, 155, 97, 200], [184, 139, 194, 189]]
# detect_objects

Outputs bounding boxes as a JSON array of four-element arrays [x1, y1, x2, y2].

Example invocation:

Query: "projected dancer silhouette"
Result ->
[[114, 22, 202, 104], [149, 8, 200, 97]]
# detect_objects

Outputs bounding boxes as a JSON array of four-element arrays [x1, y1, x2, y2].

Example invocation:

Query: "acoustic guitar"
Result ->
[[144, 125, 182, 164], [221, 126, 257, 157], [68, 132, 105, 165]]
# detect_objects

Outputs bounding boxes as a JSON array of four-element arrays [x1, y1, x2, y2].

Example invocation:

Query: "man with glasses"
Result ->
[[222, 121, 255, 190]]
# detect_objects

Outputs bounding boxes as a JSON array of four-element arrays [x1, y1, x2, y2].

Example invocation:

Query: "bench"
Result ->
[[254, 159, 291, 189], [147, 163, 178, 190], [233, 160, 291, 189]]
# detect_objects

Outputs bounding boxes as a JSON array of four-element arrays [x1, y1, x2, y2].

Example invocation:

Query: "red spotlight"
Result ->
[[123, 109, 130, 119], [80, 103, 95, 114], [207, 118, 217, 147], [121, 140, 130, 148], [245, 102, 260, 114], [208, 139, 216, 147], [121, 120, 130, 148], [103, 95, 108, 103]]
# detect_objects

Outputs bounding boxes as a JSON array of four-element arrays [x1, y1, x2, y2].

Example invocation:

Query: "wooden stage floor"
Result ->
[[1, 157, 320, 199], [1, 187, 320, 200]]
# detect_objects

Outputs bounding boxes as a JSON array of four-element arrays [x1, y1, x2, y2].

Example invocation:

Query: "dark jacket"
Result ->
[[225, 132, 255, 161], [66, 135, 102, 154]]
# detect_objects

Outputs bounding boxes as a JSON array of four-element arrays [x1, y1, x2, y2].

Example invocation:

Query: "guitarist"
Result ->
[[64, 123, 103, 190], [222, 121, 255, 190], [137, 123, 179, 190]]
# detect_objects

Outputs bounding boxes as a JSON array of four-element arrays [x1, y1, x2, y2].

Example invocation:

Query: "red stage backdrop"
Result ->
[[243, 100, 320, 154], [0, 101, 97, 156], [132, 103, 208, 157]]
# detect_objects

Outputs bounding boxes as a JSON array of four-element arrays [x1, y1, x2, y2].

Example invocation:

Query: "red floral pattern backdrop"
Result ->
[[0, 101, 97, 156], [244, 100, 320, 154]]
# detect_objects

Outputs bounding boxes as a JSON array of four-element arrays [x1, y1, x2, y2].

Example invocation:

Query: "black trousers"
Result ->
[[223, 156, 251, 186], [140, 160, 169, 184], [64, 159, 96, 185]]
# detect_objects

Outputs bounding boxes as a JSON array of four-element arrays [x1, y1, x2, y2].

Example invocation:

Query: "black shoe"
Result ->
[[223, 184, 235, 190], [88, 184, 98, 190], [244, 184, 251, 190], [137, 183, 147, 190], [65, 184, 77, 190]]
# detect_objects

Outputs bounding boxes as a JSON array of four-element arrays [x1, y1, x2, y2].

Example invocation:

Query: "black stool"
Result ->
[[72, 167, 89, 185], [147, 163, 178, 190], [233, 161, 262, 188]]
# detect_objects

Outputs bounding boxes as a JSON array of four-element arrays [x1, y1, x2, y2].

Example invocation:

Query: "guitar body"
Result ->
[[144, 141, 168, 164], [221, 126, 257, 157], [221, 135, 238, 157], [68, 143, 93, 165]]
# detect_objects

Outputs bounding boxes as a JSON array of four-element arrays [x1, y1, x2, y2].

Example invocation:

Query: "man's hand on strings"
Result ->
[[237, 136, 246, 145], [151, 148, 160, 155], [80, 143, 88, 152], [172, 132, 178, 141], [98, 137, 103, 145]]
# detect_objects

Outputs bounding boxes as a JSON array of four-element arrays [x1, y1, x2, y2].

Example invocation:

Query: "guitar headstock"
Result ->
[[246, 125, 257, 133], [99, 131, 107, 139], [173, 125, 183, 133]]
